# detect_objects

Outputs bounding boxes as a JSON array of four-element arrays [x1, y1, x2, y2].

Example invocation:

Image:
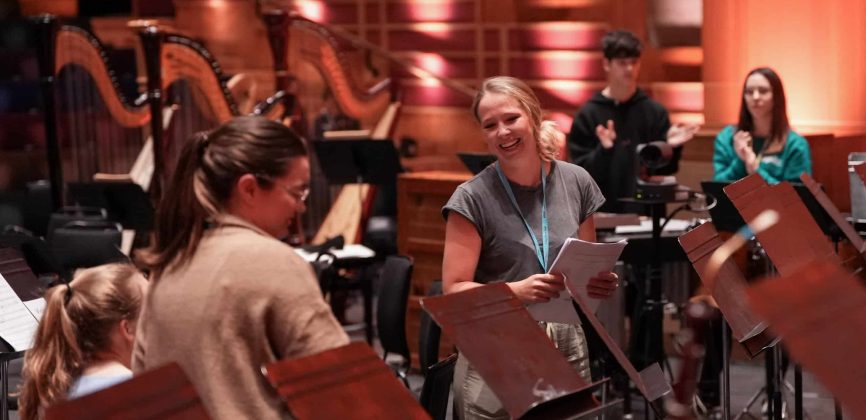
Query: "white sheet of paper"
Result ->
[[0, 273, 39, 351], [294, 244, 376, 263], [527, 238, 627, 323], [614, 218, 691, 234]]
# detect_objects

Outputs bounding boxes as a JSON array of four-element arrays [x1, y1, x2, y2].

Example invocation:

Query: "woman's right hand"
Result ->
[[733, 130, 754, 161], [507, 273, 566, 304]]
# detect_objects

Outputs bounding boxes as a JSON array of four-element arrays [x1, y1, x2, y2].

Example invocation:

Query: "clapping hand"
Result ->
[[595, 120, 616, 149], [666, 122, 701, 147], [733, 130, 760, 172]]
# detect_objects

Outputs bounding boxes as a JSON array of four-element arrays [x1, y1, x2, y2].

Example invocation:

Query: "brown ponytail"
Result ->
[[137, 116, 307, 279]]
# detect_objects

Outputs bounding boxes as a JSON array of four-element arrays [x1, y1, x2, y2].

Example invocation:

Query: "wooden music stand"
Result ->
[[748, 260, 866, 420], [261, 342, 430, 420], [799, 173, 866, 257], [421, 283, 619, 419], [723, 174, 840, 276], [678, 222, 776, 357], [44, 362, 210, 420]]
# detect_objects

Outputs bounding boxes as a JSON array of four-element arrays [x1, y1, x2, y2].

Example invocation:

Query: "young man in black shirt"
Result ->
[[568, 30, 700, 213]]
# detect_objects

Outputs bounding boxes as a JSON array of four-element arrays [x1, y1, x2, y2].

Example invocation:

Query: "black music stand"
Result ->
[[457, 152, 496, 175], [703, 180, 838, 239], [312, 139, 402, 186], [701, 181, 747, 232], [616, 197, 687, 369], [67, 182, 154, 231]]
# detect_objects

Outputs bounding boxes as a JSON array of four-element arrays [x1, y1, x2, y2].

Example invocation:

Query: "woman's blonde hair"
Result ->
[[18, 263, 146, 420], [471, 76, 560, 162]]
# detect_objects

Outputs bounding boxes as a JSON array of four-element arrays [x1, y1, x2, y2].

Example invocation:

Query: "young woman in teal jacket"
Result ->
[[713, 67, 811, 183]]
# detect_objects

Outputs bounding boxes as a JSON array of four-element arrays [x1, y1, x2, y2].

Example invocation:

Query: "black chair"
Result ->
[[419, 353, 457, 420], [419, 280, 443, 376], [46, 206, 108, 242], [51, 220, 127, 279], [0, 225, 63, 278], [376, 254, 414, 386]]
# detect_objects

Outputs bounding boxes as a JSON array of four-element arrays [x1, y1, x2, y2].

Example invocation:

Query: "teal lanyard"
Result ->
[[495, 162, 549, 272]]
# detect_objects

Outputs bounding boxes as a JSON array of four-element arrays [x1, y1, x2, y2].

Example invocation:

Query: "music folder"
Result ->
[[421, 283, 615, 419], [261, 342, 430, 420]]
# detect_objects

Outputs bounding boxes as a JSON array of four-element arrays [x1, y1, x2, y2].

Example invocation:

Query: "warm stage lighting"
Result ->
[[408, 23, 453, 40], [415, 53, 447, 76], [407, 1, 457, 22], [294, 0, 326, 22]]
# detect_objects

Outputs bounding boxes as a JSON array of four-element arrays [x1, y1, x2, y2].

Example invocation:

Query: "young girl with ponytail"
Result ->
[[18, 263, 148, 419]]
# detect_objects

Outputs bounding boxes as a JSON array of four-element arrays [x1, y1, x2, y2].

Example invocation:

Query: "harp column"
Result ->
[[34, 14, 64, 211], [138, 25, 165, 202]]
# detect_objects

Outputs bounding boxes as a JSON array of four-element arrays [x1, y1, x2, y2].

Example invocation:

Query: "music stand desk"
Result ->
[[44, 362, 210, 420], [312, 139, 401, 186], [701, 181, 747, 233], [68, 181, 154, 231], [456, 152, 496, 175], [262, 342, 430, 420]]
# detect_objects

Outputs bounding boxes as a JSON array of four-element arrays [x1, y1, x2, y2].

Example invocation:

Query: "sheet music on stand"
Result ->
[[748, 260, 866, 420], [0, 247, 44, 352]]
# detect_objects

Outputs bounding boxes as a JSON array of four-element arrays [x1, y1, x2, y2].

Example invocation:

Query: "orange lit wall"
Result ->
[[703, 0, 866, 135]]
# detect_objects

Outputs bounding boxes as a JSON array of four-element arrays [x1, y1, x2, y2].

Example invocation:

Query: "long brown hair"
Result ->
[[19, 263, 146, 420], [137, 116, 307, 279], [737, 67, 790, 147], [471, 76, 560, 162]]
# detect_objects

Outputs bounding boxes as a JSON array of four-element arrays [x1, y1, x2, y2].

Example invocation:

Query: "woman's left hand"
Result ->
[[586, 271, 619, 299]]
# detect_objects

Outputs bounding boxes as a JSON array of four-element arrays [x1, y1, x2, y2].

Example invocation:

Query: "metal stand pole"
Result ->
[[722, 319, 732, 420]]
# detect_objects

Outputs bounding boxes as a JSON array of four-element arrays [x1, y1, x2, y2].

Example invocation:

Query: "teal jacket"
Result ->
[[713, 125, 812, 184]]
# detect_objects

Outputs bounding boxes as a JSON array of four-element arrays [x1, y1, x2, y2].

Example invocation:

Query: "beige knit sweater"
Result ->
[[133, 215, 349, 419]]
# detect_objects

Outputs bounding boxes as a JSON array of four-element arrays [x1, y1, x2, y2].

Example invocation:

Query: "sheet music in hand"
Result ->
[[0, 272, 41, 352], [527, 238, 627, 324]]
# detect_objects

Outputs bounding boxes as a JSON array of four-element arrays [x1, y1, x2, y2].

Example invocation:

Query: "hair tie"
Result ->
[[64, 282, 73, 305]]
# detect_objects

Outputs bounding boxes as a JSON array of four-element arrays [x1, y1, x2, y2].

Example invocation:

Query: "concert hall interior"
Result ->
[[0, 1, 865, 419]]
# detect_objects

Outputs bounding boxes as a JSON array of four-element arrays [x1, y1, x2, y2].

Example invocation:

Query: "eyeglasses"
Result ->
[[254, 174, 310, 202], [276, 183, 310, 202]]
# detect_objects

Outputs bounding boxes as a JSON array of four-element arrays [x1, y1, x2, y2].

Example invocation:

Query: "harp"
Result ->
[[261, 10, 403, 245], [36, 16, 277, 217], [36, 16, 153, 209], [156, 30, 241, 181]]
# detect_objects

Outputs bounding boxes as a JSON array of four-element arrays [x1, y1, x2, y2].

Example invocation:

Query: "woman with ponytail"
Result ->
[[134, 116, 348, 419], [18, 263, 148, 419], [441, 76, 620, 419]]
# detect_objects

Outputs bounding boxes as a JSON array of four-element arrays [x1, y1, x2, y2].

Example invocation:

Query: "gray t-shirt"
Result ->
[[443, 160, 605, 284]]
